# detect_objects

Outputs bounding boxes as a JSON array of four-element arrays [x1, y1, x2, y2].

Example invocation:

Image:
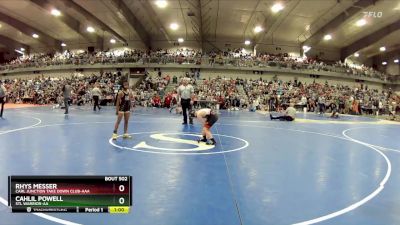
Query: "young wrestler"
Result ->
[[191, 108, 219, 145], [112, 80, 134, 140]]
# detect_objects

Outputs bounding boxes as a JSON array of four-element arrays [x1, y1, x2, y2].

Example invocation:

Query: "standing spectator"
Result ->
[[91, 83, 102, 111], [378, 100, 383, 115], [0, 80, 7, 118], [338, 96, 345, 114], [177, 78, 194, 125], [318, 94, 326, 115], [62, 81, 71, 114], [352, 99, 360, 115]]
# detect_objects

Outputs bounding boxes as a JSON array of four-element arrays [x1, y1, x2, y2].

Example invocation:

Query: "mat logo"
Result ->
[[133, 133, 214, 151], [109, 131, 249, 155]]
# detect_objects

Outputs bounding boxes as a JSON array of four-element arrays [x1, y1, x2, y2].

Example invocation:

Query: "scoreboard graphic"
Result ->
[[8, 176, 132, 213]]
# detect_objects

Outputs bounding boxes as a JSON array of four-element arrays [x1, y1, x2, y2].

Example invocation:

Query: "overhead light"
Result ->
[[170, 23, 179, 30], [32, 33, 39, 38], [354, 53, 359, 57], [0, 23, 2, 28], [110, 39, 116, 44], [86, 26, 95, 33], [302, 45, 311, 53], [356, 19, 366, 27], [379, 46, 386, 52], [51, 9, 61, 16], [382, 61, 387, 65], [254, 26, 263, 33], [155, 0, 168, 8], [15, 49, 24, 55], [20, 48, 25, 52], [271, 3, 284, 13], [244, 40, 251, 45], [178, 38, 184, 43], [305, 24, 310, 31], [61, 43, 67, 47], [394, 59, 399, 63], [323, 34, 332, 40]]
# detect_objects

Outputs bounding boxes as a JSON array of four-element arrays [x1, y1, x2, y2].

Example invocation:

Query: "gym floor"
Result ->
[[0, 106, 399, 225]]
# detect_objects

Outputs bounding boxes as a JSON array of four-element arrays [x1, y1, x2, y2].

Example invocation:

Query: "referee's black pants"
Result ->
[[93, 96, 100, 111], [181, 99, 193, 124]]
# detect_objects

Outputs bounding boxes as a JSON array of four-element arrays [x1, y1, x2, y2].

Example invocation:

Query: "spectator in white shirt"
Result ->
[[91, 83, 102, 111]]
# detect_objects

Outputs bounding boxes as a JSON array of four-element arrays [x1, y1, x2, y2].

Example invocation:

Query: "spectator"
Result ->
[[152, 94, 161, 107], [0, 80, 6, 118], [91, 83, 102, 111], [269, 103, 296, 121], [62, 81, 71, 114]]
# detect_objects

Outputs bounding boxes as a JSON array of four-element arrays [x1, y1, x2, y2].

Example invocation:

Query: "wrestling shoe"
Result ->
[[206, 140, 216, 145], [197, 138, 207, 143], [122, 133, 132, 139], [112, 133, 118, 140]]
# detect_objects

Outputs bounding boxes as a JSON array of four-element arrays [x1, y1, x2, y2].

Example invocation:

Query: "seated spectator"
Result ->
[[270, 103, 296, 121], [152, 94, 161, 107], [164, 93, 173, 108]]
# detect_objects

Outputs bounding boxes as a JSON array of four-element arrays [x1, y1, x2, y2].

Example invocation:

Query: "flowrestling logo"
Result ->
[[363, 11, 383, 18], [109, 132, 249, 155]]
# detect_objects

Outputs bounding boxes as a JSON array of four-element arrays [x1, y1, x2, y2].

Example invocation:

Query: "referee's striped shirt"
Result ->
[[177, 85, 194, 100]]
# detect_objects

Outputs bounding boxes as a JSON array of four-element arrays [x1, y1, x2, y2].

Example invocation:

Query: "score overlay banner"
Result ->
[[8, 176, 132, 213]]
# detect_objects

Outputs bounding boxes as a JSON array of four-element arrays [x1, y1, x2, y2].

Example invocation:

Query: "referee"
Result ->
[[177, 78, 195, 125]]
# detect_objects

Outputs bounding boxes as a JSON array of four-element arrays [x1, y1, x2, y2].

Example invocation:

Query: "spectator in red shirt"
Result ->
[[164, 93, 172, 108], [152, 94, 161, 108]]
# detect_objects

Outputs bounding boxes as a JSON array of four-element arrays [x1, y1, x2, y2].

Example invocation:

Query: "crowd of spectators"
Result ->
[[193, 77, 245, 110], [0, 71, 170, 108], [241, 78, 399, 117], [133, 75, 170, 107], [1, 48, 394, 81], [1, 69, 399, 119], [1, 72, 119, 106]]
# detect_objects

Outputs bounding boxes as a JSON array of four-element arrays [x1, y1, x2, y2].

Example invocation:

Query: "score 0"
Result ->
[[117, 178, 129, 206], [117, 184, 126, 205]]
